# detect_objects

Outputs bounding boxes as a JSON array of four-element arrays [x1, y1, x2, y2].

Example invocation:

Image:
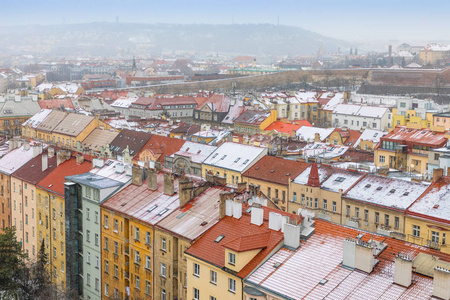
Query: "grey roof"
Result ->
[[0, 97, 41, 118], [66, 172, 123, 189], [53, 113, 95, 137]]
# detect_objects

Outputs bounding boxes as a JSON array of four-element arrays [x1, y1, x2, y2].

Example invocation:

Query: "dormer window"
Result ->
[[228, 252, 236, 266]]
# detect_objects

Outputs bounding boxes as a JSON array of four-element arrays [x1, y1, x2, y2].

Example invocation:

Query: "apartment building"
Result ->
[[332, 104, 391, 131]]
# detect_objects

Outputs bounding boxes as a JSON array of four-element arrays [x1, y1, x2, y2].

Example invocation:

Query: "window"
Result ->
[[146, 255, 151, 269], [114, 288, 119, 299], [432, 231, 440, 244], [146, 231, 151, 245], [104, 237, 109, 250], [135, 250, 140, 264], [161, 289, 166, 300], [194, 263, 200, 276], [114, 265, 119, 278], [95, 211, 99, 224], [364, 210, 369, 221], [104, 215, 108, 228], [379, 155, 385, 163], [385, 214, 390, 227], [95, 234, 99, 246], [86, 230, 90, 243], [443, 233, 446, 245], [87, 252, 91, 264], [135, 275, 140, 289], [355, 207, 360, 219], [228, 278, 236, 293], [267, 187, 271, 198], [346, 205, 350, 216], [395, 217, 400, 229], [161, 237, 166, 251], [104, 283, 109, 296], [95, 278, 99, 291], [372, 123, 377, 128], [87, 273, 91, 286], [160, 263, 166, 277], [135, 227, 140, 241], [323, 199, 327, 210], [114, 219, 118, 232], [210, 270, 217, 284], [375, 212, 380, 224], [210, 297, 217, 300], [86, 208, 90, 220], [114, 241, 118, 254], [332, 201, 336, 213], [146, 281, 151, 295], [314, 198, 318, 208], [193, 288, 200, 300], [293, 192, 297, 202], [228, 252, 236, 265], [104, 260, 109, 273]]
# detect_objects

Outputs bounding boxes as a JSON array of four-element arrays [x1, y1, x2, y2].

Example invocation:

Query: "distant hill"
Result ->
[[0, 23, 350, 57]]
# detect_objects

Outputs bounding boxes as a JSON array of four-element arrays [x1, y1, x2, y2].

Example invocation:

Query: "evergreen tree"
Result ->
[[34, 239, 49, 291], [0, 226, 27, 295]]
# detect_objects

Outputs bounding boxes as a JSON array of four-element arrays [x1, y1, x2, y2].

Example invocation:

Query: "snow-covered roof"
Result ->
[[333, 104, 389, 119], [344, 174, 429, 210], [89, 159, 131, 184], [202, 142, 267, 172], [22, 109, 53, 129], [353, 129, 387, 148], [296, 127, 334, 142], [170, 141, 217, 164], [0, 142, 47, 175], [407, 177, 450, 223], [293, 164, 332, 185], [322, 93, 344, 111], [302, 142, 348, 159], [423, 44, 450, 52], [110, 96, 139, 108]]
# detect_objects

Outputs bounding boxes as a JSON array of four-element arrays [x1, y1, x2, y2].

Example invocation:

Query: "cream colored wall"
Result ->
[[405, 216, 450, 254], [186, 255, 242, 300], [224, 249, 260, 273]]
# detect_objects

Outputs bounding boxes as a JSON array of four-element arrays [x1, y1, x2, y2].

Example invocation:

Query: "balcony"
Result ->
[[426, 240, 440, 250]]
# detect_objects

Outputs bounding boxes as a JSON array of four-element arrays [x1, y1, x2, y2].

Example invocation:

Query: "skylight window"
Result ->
[[243, 159, 249, 164], [335, 177, 346, 182], [365, 184, 371, 188], [390, 189, 396, 193], [234, 158, 241, 163], [214, 235, 225, 243], [158, 208, 169, 216], [176, 213, 186, 219], [212, 153, 218, 158], [403, 192, 409, 196], [376, 186, 382, 190], [147, 205, 158, 213], [221, 155, 227, 160]]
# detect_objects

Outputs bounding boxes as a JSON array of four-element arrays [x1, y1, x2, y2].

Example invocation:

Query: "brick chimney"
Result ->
[[433, 168, 444, 183], [237, 182, 247, 193], [147, 169, 157, 190], [307, 163, 320, 187], [163, 173, 174, 196], [179, 178, 194, 207], [131, 166, 143, 186], [219, 192, 234, 219]]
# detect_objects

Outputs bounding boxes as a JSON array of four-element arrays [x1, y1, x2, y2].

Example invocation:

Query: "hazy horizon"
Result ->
[[1, 0, 449, 43]]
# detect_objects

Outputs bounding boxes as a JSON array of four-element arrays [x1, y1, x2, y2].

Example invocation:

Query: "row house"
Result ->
[[0, 94, 42, 138], [65, 159, 132, 300], [186, 202, 302, 300], [164, 141, 216, 176], [129, 97, 198, 119], [406, 172, 450, 254], [202, 142, 267, 186], [193, 94, 231, 126], [244, 218, 450, 299], [242, 156, 309, 212], [133, 134, 185, 168], [107, 129, 152, 164], [232, 110, 276, 135], [374, 126, 449, 174], [332, 104, 391, 131]]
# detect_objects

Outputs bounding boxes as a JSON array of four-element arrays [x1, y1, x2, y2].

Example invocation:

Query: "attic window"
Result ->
[[221, 155, 227, 160], [158, 208, 169, 216], [376, 186, 382, 190], [176, 213, 186, 219], [243, 159, 249, 164], [433, 204, 440, 209], [212, 153, 218, 158], [403, 192, 409, 196], [234, 158, 241, 163], [335, 177, 346, 182], [214, 235, 225, 243], [147, 205, 158, 213], [365, 184, 371, 188], [319, 279, 328, 285]]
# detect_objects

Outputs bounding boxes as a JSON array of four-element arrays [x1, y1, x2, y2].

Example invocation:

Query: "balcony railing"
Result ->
[[426, 240, 440, 250]]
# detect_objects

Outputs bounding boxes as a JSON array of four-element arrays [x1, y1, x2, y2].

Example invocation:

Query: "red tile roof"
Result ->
[[134, 135, 185, 163], [332, 128, 362, 147], [233, 110, 271, 126], [38, 99, 75, 110], [37, 157, 92, 196], [185, 206, 299, 278], [307, 163, 320, 187], [381, 126, 448, 148], [242, 156, 310, 186], [264, 120, 312, 134], [223, 231, 271, 252], [197, 94, 230, 113]]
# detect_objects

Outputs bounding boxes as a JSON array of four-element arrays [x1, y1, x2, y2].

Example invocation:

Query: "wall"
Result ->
[[405, 215, 450, 254], [0, 173, 11, 230]]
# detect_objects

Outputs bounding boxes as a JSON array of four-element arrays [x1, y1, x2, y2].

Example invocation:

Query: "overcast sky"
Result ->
[[1, 0, 449, 42]]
